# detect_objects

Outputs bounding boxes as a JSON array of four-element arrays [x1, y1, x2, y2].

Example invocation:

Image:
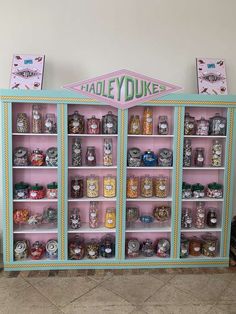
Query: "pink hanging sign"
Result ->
[[63, 69, 182, 109]]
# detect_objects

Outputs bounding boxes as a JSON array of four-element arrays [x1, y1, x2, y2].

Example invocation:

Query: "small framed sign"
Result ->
[[10, 54, 45, 90]]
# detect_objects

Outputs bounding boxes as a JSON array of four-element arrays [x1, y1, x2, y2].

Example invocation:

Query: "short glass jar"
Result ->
[[157, 116, 169, 135], [195, 202, 206, 229], [201, 233, 218, 257], [86, 175, 99, 198], [142, 149, 157, 167], [68, 111, 85, 134], [127, 147, 142, 167], [194, 148, 205, 167], [32, 104, 43, 133], [184, 113, 195, 135], [46, 147, 58, 167], [45, 239, 58, 259], [30, 241, 45, 260], [68, 236, 85, 260], [211, 140, 222, 167], [102, 111, 118, 134], [16, 113, 29, 133], [87, 115, 100, 134], [29, 184, 45, 199], [44, 113, 57, 134], [209, 113, 227, 136], [183, 139, 192, 167], [141, 239, 155, 257], [156, 239, 170, 258], [158, 148, 173, 167], [126, 176, 139, 198], [72, 138, 82, 167], [71, 176, 84, 198], [103, 138, 113, 166], [46, 182, 58, 199], [181, 208, 193, 229], [129, 115, 141, 135], [30, 148, 45, 166], [207, 182, 223, 198], [153, 176, 168, 198], [182, 182, 192, 199], [100, 235, 115, 258], [13, 147, 29, 166], [206, 208, 218, 228], [180, 236, 190, 258], [14, 240, 30, 260], [103, 175, 116, 198], [140, 175, 153, 198], [43, 207, 57, 224], [14, 182, 29, 199], [13, 209, 30, 224], [105, 207, 116, 228], [85, 146, 96, 166], [142, 107, 153, 135], [153, 206, 170, 222], [189, 237, 201, 256], [196, 117, 209, 136], [192, 183, 205, 199], [86, 239, 100, 259], [126, 207, 140, 227], [126, 238, 140, 258]]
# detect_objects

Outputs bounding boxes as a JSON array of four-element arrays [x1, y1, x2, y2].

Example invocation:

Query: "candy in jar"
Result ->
[[183, 139, 192, 167], [142, 107, 153, 135], [46, 239, 58, 259], [13, 147, 29, 166], [102, 111, 118, 134], [158, 148, 173, 167], [89, 201, 99, 228], [44, 113, 57, 134], [127, 147, 142, 167], [100, 235, 115, 258], [85, 146, 96, 166], [72, 138, 82, 167], [129, 115, 141, 134], [105, 207, 116, 228], [158, 116, 169, 135], [182, 182, 192, 199], [87, 115, 100, 134], [103, 138, 113, 166], [201, 233, 217, 257], [196, 117, 209, 136], [13, 209, 30, 224], [180, 236, 189, 258], [14, 182, 29, 199], [140, 175, 153, 198], [86, 175, 99, 198], [207, 182, 223, 198], [211, 140, 222, 167], [156, 239, 170, 258], [184, 112, 195, 135], [32, 104, 43, 133], [189, 237, 201, 256], [29, 184, 45, 199], [103, 175, 116, 198], [126, 238, 140, 258], [181, 208, 192, 229], [126, 207, 139, 226], [142, 149, 157, 167], [126, 176, 139, 198], [68, 111, 85, 134], [68, 236, 85, 260], [194, 148, 205, 167], [14, 240, 30, 260], [153, 206, 170, 222], [16, 113, 29, 133], [30, 241, 45, 260], [154, 176, 168, 198], [86, 239, 100, 259], [46, 182, 58, 199], [207, 208, 217, 228], [46, 147, 58, 167], [30, 148, 45, 166], [192, 183, 205, 199], [69, 208, 81, 229], [209, 113, 227, 136], [43, 207, 57, 224], [195, 202, 206, 229], [141, 239, 154, 257], [71, 176, 84, 198], [28, 213, 43, 225]]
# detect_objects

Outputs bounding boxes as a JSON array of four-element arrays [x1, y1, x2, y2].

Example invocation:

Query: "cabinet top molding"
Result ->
[[62, 69, 182, 109]]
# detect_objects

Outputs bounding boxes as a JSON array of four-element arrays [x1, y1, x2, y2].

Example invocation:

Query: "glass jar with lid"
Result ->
[[128, 147, 142, 167], [68, 110, 85, 134], [103, 175, 116, 198], [156, 239, 170, 258], [29, 184, 45, 199], [69, 208, 81, 229], [103, 138, 113, 166], [86, 239, 100, 259], [72, 138, 82, 167], [207, 182, 223, 198], [129, 115, 141, 135], [142, 149, 157, 167], [14, 182, 29, 199], [192, 183, 205, 199], [184, 113, 195, 135], [45, 147, 58, 167], [44, 113, 57, 134], [142, 107, 153, 135], [102, 111, 118, 134], [126, 238, 140, 258], [211, 140, 222, 167], [182, 182, 192, 199], [100, 235, 115, 258], [180, 236, 189, 258], [157, 115, 169, 135], [189, 237, 201, 256], [30, 241, 45, 260], [71, 176, 84, 198], [141, 239, 154, 257], [206, 208, 218, 228], [86, 175, 99, 198], [153, 206, 170, 222], [105, 207, 116, 228], [181, 208, 192, 229], [126, 207, 140, 227], [195, 202, 206, 229], [196, 117, 209, 136], [158, 148, 173, 167], [14, 240, 30, 260], [201, 233, 217, 257], [140, 175, 153, 198], [13, 209, 30, 224], [126, 176, 139, 198], [13, 147, 29, 166], [85, 146, 96, 166], [32, 104, 43, 133], [87, 115, 100, 134], [209, 113, 227, 136], [46, 182, 58, 199], [43, 207, 57, 224], [154, 176, 168, 198], [30, 148, 45, 166], [183, 139, 192, 167], [45, 239, 58, 259], [16, 113, 29, 133], [194, 148, 205, 167], [68, 235, 85, 260], [89, 201, 99, 228]]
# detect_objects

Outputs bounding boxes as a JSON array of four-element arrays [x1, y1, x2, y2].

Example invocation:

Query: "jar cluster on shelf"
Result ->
[[129, 108, 170, 135], [184, 112, 227, 136], [127, 175, 169, 198], [16, 105, 57, 134], [127, 148, 173, 167], [71, 175, 116, 198], [126, 238, 170, 258], [180, 233, 218, 258], [14, 207, 57, 226], [14, 239, 58, 261], [182, 182, 223, 199], [14, 182, 58, 200], [68, 111, 118, 134], [68, 235, 115, 260], [13, 147, 58, 167]]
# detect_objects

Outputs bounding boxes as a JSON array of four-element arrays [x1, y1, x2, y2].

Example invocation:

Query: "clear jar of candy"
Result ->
[[86, 175, 99, 198], [158, 115, 169, 135], [126, 238, 140, 258], [45, 239, 58, 259], [211, 140, 222, 167], [156, 239, 170, 258], [126, 207, 140, 227], [72, 138, 82, 167], [103, 138, 113, 166], [29, 184, 45, 199], [89, 201, 99, 228], [13, 209, 30, 224], [100, 235, 115, 258], [68, 111, 85, 134], [126, 176, 139, 198], [189, 237, 201, 256], [202, 233, 217, 257], [127, 147, 142, 167], [14, 182, 29, 199], [192, 183, 205, 198], [68, 236, 85, 260], [30, 148, 45, 166], [153, 206, 170, 222], [182, 182, 192, 199], [129, 115, 141, 134], [85, 146, 96, 166], [44, 113, 57, 134], [30, 241, 45, 260], [207, 182, 223, 198], [195, 202, 206, 229], [105, 207, 116, 228], [183, 139, 192, 167], [141, 239, 154, 257], [32, 104, 43, 133], [207, 208, 218, 228], [45, 147, 58, 167], [103, 175, 116, 198], [209, 113, 227, 136], [194, 148, 205, 167], [102, 111, 118, 134], [71, 176, 84, 198], [142, 107, 153, 135], [142, 149, 157, 167], [180, 236, 189, 258], [196, 117, 209, 136], [13, 147, 29, 166], [16, 113, 29, 133], [158, 148, 173, 167], [87, 115, 100, 134], [46, 182, 58, 199], [140, 175, 153, 198], [181, 208, 192, 229], [184, 113, 195, 135], [69, 208, 81, 229], [86, 239, 100, 259], [153, 176, 168, 198]]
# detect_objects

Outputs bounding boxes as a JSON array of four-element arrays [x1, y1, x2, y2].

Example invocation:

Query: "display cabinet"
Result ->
[[1, 89, 236, 270]]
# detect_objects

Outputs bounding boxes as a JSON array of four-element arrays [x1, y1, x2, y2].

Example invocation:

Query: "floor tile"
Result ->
[[208, 304, 236, 314], [150, 273, 175, 283], [62, 305, 135, 314], [143, 304, 213, 314], [101, 274, 165, 305], [218, 279, 236, 304], [0, 277, 30, 292]]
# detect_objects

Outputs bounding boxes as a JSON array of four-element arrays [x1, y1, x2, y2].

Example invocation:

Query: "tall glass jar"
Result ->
[[68, 111, 85, 134], [69, 208, 81, 229], [72, 138, 82, 167], [105, 207, 116, 228], [209, 113, 227, 136], [142, 107, 153, 135], [87, 115, 100, 134], [141, 239, 154, 257], [126, 176, 139, 198], [183, 139, 192, 167], [180, 236, 190, 258], [45, 147, 58, 167], [158, 116, 169, 135], [103, 175, 116, 198], [126, 207, 140, 227], [86, 175, 99, 198], [194, 148, 205, 167], [32, 104, 43, 133], [102, 111, 118, 134], [68, 236, 85, 260], [181, 208, 192, 229], [100, 235, 115, 258], [156, 239, 170, 258], [140, 175, 153, 198], [184, 113, 195, 135], [129, 115, 141, 134], [85, 146, 96, 166], [44, 113, 57, 134], [103, 138, 113, 166], [89, 201, 99, 228], [71, 176, 84, 198], [207, 208, 217, 228], [196, 117, 209, 136], [16, 113, 29, 133], [86, 239, 100, 259], [153, 176, 168, 198], [211, 140, 222, 167], [195, 202, 206, 229], [202, 233, 217, 257]]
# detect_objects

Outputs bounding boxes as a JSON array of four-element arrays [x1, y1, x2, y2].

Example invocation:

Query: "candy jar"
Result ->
[[86, 239, 100, 259], [68, 236, 85, 260], [129, 115, 141, 135], [68, 111, 85, 134], [87, 115, 100, 134], [13, 147, 29, 166], [72, 138, 82, 167], [209, 113, 227, 136], [69, 208, 81, 229], [196, 117, 209, 136], [181, 208, 193, 229], [142, 107, 153, 135], [126, 238, 140, 258], [45, 239, 58, 259], [183, 139, 192, 167], [30, 148, 45, 166], [192, 183, 205, 199], [127, 147, 142, 167], [153, 206, 170, 222], [156, 239, 170, 258], [184, 112, 195, 135], [89, 201, 99, 228], [182, 182, 192, 199], [194, 148, 205, 167], [140, 215, 154, 225], [43, 207, 57, 224], [211, 140, 222, 167], [141, 239, 154, 257], [86, 175, 99, 198], [32, 104, 43, 133], [14, 240, 30, 260], [154, 176, 168, 198], [13, 209, 30, 224], [201, 233, 217, 257], [207, 182, 223, 198], [142, 149, 157, 167], [103, 175, 116, 198], [180, 236, 189, 258], [103, 138, 113, 166], [158, 116, 169, 135], [30, 241, 45, 260], [195, 202, 206, 229], [44, 113, 57, 134], [140, 175, 153, 198], [45, 147, 58, 167], [126, 176, 139, 198], [85, 146, 96, 166], [46, 182, 58, 199], [29, 184, 45, 199], [207, 208, 218, 228], [14, 182, 29, 199], [28, 213, 43, 226], [189, 237, 201, 256], [16, 113, 30, 133], [105, 207, 116, 228], [158, 148, 173, 167], [126, 207, 139, 227], [102, 111, 118, 134], [100, 235, 115, 258], [71, 176, 84, 198]]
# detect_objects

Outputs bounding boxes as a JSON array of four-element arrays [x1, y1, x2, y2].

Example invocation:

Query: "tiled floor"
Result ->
[[0, 268, 236, 314]]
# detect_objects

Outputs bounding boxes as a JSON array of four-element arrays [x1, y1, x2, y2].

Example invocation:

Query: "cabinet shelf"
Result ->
[[128, 134, 174, 138], [68, 166, 117, 170], [126, 222, 171, 233], [68, 134, 117, 137], [184, 135, 226, 139], [127, 197, 172, 202], [13, 199, 58, 202], [68, 224, 116, 233], [127, 167, 173, 170], [14, 225, 58, 234], [182, 198, 224, 202], [68, 197, 116, 202], [181, 227, 221, 233], [13, 166, 58, 169], [183, 167, 225, 170], [12, 133, 57, 136]]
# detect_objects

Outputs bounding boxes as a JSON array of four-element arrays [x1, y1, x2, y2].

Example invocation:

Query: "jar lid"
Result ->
[[15, 182, 29, 189], [192, 183, 205, 191], [201, 233, 217, 242], [87, 146, 95, 150], [182, 182, 191, 189], [106, 207, 115, 212], [208, 182, 223, 189], [33, 148, 43, 154], [31, 183, 43, 190], [47, 182, 58, 189]]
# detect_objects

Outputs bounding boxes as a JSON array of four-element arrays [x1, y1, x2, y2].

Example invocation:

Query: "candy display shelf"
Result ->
[[1, 89, 236, 271]]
